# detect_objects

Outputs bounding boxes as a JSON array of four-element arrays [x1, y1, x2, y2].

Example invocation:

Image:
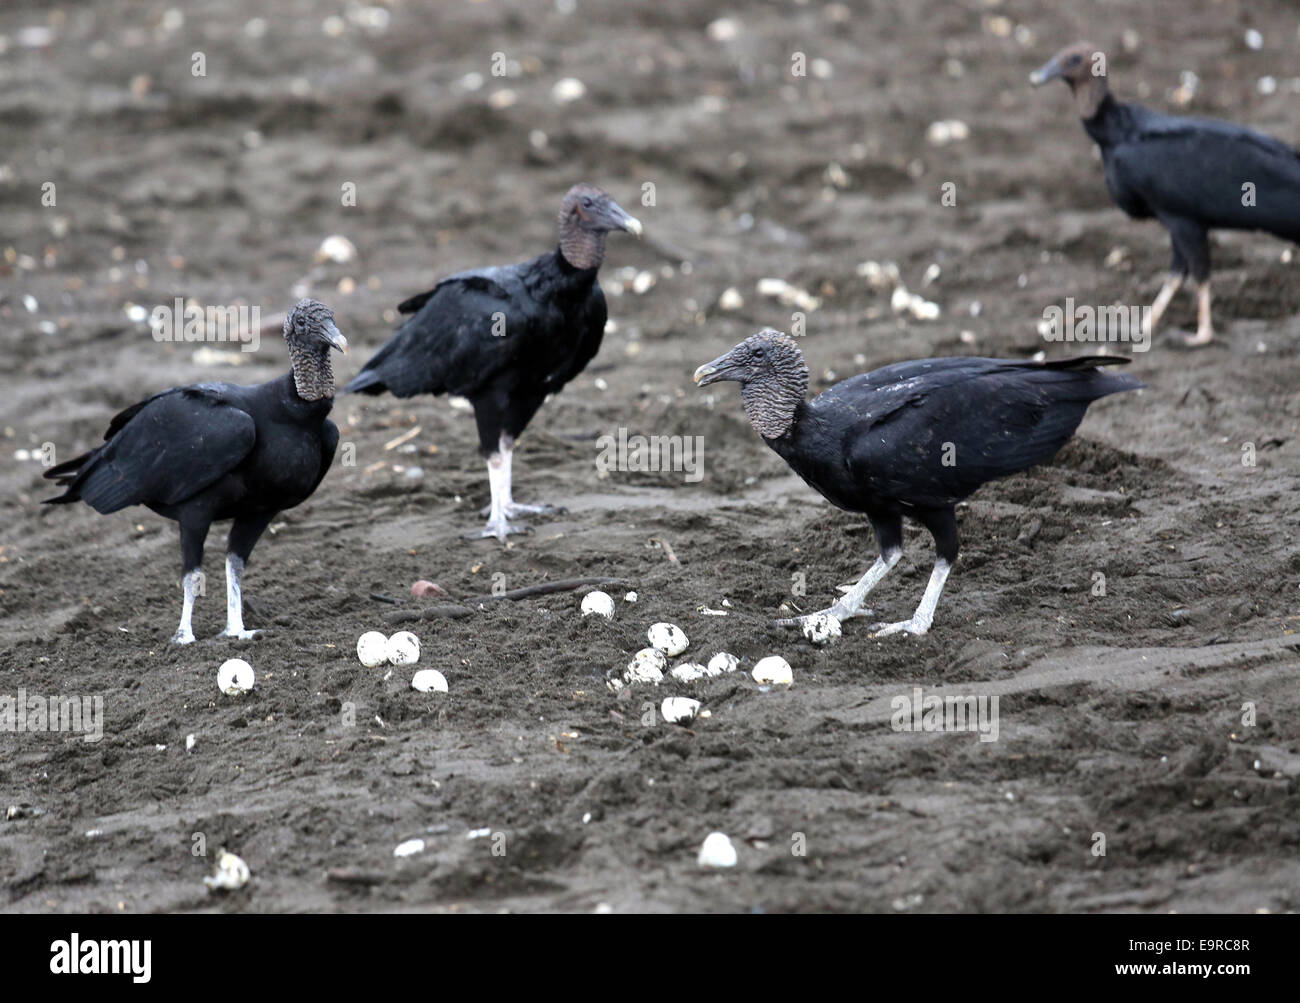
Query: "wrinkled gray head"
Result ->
[[284, 298, 347, 353], [694, 328, 809, 439], [284, 298, 346, 401], [557, 184, 642, 270]]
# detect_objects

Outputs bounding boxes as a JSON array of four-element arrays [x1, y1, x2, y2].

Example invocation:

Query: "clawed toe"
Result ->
[[870, 619, 928, 638], [171, 630, 196, 645], [772, 605, 861, 628], [468, 520, 533, 543], [220, 628, 260, 641]]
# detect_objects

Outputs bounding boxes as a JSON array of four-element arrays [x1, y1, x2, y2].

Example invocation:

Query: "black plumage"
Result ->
[[346, 183, 642, 540], [45, 299, 347, 643], [694, 330, 1142, 636], [1033, 41, 1300, 345]]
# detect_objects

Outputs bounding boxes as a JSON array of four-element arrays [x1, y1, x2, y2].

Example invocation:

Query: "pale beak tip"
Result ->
[[625, 216, 644, 238], [1029, 70, 1047, 86]]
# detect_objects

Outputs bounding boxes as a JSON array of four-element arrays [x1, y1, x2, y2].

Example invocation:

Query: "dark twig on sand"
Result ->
[[381, 577, 632, 625]]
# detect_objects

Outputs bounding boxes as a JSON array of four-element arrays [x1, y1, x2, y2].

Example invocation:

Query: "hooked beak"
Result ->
[[1029, 57, 1062, 87], [322, 319, 348, 353], [607, 200, 643, 237], [693, 350, 739, 387]]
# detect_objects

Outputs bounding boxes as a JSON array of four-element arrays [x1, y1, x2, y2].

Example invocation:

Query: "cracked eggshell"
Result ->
[[625, 647, 666, 684], [411, 669, 448, 693], [669, 662, 707, 682], [661, 697, 702, 724], [386, 630, 420, 666], [204, 849, 250, 891], [647, 622, 689, 656], [751, 655, 794, 685], [706, 652, 739, 676], [356, 630, 389, 667], [802, 613, 842, 646], [580, 590, 615, 619], [217, 658, 254, 695]]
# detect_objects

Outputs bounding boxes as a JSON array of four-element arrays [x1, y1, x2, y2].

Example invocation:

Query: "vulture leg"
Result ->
[[871, 508, 957, 638], [477, 435, 562, 520], [773, 515, 903, 627], [173, 517, 210, 644], [471, 445, 531, 542], [1145, 241, 1188, 336], [220, 513, 273, 639], [1186, 281, 1215, 347], [1144, 274, 1184, 335], [1161, 213, 1215, 346]]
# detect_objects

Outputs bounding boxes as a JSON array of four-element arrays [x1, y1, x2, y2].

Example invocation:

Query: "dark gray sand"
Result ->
[[1, 0, 1297, 912]]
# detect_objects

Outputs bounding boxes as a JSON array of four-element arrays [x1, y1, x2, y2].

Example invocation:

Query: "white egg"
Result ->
[[661, 697, 701, 724], [216, 658, 254, 695], [625, 647, 666, 685], [386, 630, 420, 665], [697, 832, 737, 868], [580, 590, 615, 619], [802, 613, 842, 646], [647, 622, 689, 656], [356, 630, 389, 667], [706, 652, 739, 675], [203, 849, 250, 891], [411, 669, 448, 693], [751, 655, 794, 685], [669, 662, 707, 682], [624, 591, 638, 603]]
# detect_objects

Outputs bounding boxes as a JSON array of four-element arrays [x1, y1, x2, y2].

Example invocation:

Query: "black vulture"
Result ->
[[345, 183, 642, 540], [45, 299, 346, 644], [1032, 41, 1300, 346], [693, 330, 1142, 636]]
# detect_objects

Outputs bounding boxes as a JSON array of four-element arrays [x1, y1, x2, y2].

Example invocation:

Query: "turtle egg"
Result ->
[[669, 662, 707, 682], [204, 849, 251, 891], [386, 631, 420, 666], [356, 630, 389, 667], [752, 655, 794, 686], [625, 647, 666, 684], [661, 697, 702, 724], [217, 658, 254, 695], [802, 612, 842, 646], [648, 622, 689, 656], [411, 669, 448, 693], [698, 832, 737, 869], [707, 652, 739, 675], [581, 590, 615, 619]]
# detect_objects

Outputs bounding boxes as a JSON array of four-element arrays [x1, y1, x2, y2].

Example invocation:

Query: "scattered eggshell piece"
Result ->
[[581, 590, 616, 619], [802, 613, 842, 646], [647, 622, 689, 656], [662, 697, 702, 724], [707, 652, 739, 676], [625, 648, 666, 685], [217, 658, 254, 695], [752, 655, 794, 685], [204, 849, 251, 891], [394, 838, 426, 857], [387, 630, 420, 666], [698, 832, 738, 868], [356, 630, 389, 668], [411, 669, 448, 693]]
